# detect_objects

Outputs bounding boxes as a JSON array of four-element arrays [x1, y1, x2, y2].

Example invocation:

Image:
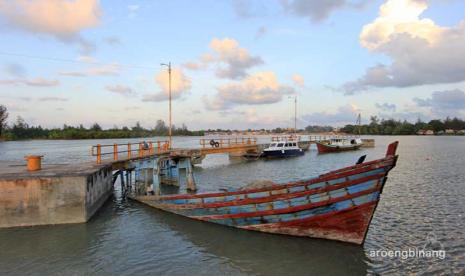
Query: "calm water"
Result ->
[[0, 136, 464, 275]]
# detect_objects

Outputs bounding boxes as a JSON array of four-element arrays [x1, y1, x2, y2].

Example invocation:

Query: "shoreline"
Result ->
[[1, 133, 464, 142]]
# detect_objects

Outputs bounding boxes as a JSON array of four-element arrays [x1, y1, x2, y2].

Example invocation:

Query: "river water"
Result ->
[[0, 136, 464, 275]]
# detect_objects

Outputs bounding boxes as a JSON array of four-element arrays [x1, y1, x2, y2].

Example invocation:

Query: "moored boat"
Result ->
[[135, 141, 399, 245], [262, 141, 304, 158], [316, 137, 363, 153]]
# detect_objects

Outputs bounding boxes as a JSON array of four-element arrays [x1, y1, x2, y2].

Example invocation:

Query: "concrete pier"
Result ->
[[0, 161, 113, 228]]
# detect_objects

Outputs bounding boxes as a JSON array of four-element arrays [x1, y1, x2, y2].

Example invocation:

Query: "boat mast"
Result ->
[[356, 113, 361, 136], [294, 96, 297, 135]]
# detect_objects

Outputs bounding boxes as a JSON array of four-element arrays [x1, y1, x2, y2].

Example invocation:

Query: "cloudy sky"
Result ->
[[1, 0, 465, 129]]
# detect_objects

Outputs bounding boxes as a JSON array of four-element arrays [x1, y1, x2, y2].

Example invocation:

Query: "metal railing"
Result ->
[[271, 135, 301, 142], [91, 140, 170, 164], [307, 135, 359, 142], [200, 137, 257, 148]]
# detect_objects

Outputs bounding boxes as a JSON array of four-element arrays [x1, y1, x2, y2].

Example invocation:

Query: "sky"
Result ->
[[0, 0, 465, 130]]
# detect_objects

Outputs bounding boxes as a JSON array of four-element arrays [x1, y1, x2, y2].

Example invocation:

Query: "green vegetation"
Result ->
[[1, 104, 464, 140], [340, 116, 465, 135], [0, 105, 203, 140]]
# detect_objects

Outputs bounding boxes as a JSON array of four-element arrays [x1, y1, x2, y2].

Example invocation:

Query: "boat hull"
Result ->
[[134, 141, 399, 245], [262, 148, 304, 158], [316, 142, 361, 153]]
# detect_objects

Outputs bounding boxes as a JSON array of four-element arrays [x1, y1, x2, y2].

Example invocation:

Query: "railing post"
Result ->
[[128, 143, 131, 159], [96, 144, 101, 164], [157, 141, 161, 153], [138, 143, 143, 157], [113, 144, 118, 161], [149, 142, 153, 155]]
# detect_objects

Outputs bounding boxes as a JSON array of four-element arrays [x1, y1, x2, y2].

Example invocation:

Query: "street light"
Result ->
[[160, 62, 172, 149], [289, 95, 297, 134]]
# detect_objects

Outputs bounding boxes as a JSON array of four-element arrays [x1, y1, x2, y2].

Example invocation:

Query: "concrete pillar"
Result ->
[[185, 159, 197, 191]]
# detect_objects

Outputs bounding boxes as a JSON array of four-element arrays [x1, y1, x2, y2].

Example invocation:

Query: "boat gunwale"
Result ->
[[157, 156, 396, 200], [192, 185, 381, 220], [156, 172, 387, 210]]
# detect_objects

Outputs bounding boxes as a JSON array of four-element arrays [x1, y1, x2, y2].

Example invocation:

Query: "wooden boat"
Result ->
[[135, 141, 399, 245], [316, 137, 363, 153]]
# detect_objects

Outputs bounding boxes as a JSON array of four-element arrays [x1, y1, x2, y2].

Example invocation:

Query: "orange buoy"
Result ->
[[25, 155, 43, 171]]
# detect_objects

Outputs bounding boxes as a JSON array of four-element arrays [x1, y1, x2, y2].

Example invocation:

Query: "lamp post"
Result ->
[[289, 96, 297, 134], [160, 62, 172, 149]]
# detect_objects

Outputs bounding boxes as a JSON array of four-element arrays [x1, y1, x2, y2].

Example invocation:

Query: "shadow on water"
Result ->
[[135, 202, 368, 275]]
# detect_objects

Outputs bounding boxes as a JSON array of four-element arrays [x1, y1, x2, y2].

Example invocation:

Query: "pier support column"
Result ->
[[185, 159, 197, 191]]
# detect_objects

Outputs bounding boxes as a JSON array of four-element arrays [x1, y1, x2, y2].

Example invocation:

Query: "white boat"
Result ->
[[262, 141, 304, 158]]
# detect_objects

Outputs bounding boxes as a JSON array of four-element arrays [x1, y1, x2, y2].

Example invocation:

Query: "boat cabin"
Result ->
[[267, 142, 299, 150], [328, 137, 362, 146]]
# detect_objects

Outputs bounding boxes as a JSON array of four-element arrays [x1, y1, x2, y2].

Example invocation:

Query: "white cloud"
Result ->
[[59, 63, 121, 77], [25, 78, 59, 87], [87, 63, 121, 76], [0, 0, 100, 54], [232, 0, 268, 19], [375, 102, 396, 112], [0, 77, 59, 87], [105, 85, 135, 96], [343, 0, 465, 94], [184, 38, 263, 79], [143, 68, 191, 102], [104, 36, 121, 45], [282, 0, 367, 23], [292, 74, 305, 87], [128, 4, 140, 18], [204, 71, 295, 110], [4, 63, 26, 77], [77, 55, 97, 63], [413, 89, 465, 116], [0, 0, 101, 38], [255, 26, 267, 39], [38, 97, 68, 101], [301, 104, 360, 126]]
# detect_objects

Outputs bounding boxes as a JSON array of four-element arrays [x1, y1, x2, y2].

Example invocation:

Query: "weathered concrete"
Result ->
[[0, 161, 113, 228]]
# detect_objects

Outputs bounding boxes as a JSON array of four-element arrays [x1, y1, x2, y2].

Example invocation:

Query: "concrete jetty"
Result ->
[[0, 161, 112, 228]]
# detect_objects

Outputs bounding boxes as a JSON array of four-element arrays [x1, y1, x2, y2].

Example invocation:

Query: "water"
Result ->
[[0, 136, 464, 275]]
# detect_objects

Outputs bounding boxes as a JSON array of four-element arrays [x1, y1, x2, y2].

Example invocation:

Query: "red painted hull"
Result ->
[[316, 142, 361, 153], [241, 201, 378, 244]]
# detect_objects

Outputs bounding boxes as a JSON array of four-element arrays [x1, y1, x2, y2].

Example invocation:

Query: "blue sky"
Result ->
[[1, 0, 465, 130]]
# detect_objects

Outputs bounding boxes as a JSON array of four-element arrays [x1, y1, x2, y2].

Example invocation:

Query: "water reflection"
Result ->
[[138, 203, 368, 275]]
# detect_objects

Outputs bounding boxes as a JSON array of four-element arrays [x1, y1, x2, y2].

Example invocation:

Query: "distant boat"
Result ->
[[262, 141, 304, 158], [134, 141, 399, 245], [316, 137, 363, 153]]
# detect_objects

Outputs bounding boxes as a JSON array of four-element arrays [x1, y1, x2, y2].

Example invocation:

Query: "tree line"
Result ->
[[340, 116, 465, 135], [0, 105, 203, 140], [1, 105, 464, 140]]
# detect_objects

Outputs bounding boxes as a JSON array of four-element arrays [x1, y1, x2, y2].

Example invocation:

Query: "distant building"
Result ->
[[445, 129, 455, 134], [417, 129, 435, 135]]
